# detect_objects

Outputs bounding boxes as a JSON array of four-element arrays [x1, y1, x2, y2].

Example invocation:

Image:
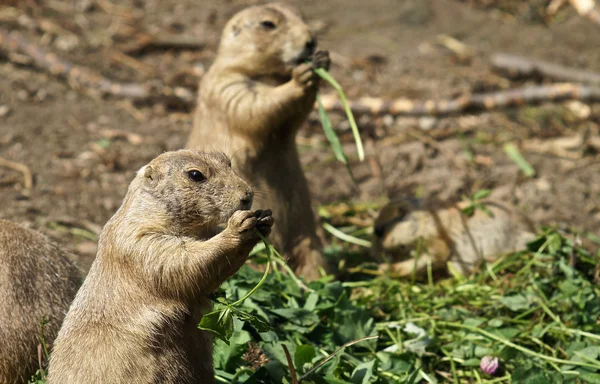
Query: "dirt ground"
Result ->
[[1, 0, 599, 272]]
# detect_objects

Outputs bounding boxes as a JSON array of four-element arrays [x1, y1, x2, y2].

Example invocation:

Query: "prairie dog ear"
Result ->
[[142, 165, 159, 187]]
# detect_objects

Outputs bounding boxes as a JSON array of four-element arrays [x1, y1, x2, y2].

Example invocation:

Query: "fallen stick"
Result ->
[[491, 53, 600, 85], [0, 156, 33, 196], [120, 32, 207, 56], [0, 28, 194, 106], [318, 83, 600, 116], [4, 29, 600, 117]]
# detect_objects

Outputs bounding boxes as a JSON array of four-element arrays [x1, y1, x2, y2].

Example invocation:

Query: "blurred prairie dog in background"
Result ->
[[187, 3, 330, 280], [373, 198, 536, 277], [0, 220, 80, 384]]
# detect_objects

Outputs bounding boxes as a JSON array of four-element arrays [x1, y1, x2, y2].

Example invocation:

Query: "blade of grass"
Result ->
[[439, 321, 600, 371], [322, 222, 372, 248], [314, 67, 365, 161], [299, 335, 379, 381], [316, 94, 347, 164], [503, 143, 535, 177]]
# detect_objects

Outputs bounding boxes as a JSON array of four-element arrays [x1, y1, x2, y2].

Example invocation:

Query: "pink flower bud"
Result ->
[[480, 356, 499, 375]]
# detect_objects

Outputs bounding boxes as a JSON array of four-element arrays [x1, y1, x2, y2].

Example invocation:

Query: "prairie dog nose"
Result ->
[[305, 37, 316, 54], [240, 190, 253, 209]]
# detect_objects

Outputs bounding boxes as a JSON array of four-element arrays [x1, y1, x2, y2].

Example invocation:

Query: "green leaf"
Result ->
[[304, 291, 320, 311], [503, 143, 535, 177], [571, 346, 600, 364], [461, 358, 481, 367], [472, 189, 492, 200], [547, 232, 562, 254], [323, 377, 353, 384], [229, 307, 272, 333], [578, 371, 600, 384], [213, 319, 251, 371], [316, 94, 348, 165], [461, 205, 475, 216], [198, 307, 234, 344], [294, 344, 316, 374], [350, 359, 376, 384], [500, 294, 532, 312]]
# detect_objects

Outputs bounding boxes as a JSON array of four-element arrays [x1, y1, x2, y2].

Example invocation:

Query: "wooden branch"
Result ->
[[318, 83, 600, 116], [491, 53, 600, 85], [0, 156, 33, 196], [120, 32, 207, 56], [0, 28, 194, 107], [3, 29, 600, 118]]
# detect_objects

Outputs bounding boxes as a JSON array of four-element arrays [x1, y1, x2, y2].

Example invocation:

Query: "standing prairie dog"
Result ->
[[373, 198, 536, 277], [47, 150, 274, 384], [187, 3, 330, 280], [0, 220, 80, 384]]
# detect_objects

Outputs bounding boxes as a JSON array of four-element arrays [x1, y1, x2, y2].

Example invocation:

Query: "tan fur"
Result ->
[[373, 198, 536, 277], [186, 3, 329, 280], [47, 150, 273, 384], [0, 220, 80, 384]]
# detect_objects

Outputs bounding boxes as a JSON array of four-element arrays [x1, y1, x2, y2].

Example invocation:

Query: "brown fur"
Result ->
[[0, 220, 80, 384], [186, 3, 330, 280], [373, 198, 536, 277], [47, 150, 273, 384]]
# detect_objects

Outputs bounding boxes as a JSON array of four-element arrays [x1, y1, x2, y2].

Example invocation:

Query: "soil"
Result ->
[[1, 0, 599, 272]]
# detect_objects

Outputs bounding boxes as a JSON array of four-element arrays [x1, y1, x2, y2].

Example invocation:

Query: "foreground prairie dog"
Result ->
[[374, 198, 536, 277], [187, 3, 330, 280], [47, 150, 274, 384], [0, 220, 80, 384]]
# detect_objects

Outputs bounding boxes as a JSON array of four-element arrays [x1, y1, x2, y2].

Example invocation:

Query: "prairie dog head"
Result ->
[[374, 198, 435, 254], [137, 150, 253, 234], [217, 3, 316, 76]]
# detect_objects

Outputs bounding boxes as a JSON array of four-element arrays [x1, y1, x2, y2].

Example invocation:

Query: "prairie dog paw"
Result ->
[[292, 62, 316, 89], [254, 209, 274, 238], [227, 210, 257, 237], [311, 50, 330, 71]]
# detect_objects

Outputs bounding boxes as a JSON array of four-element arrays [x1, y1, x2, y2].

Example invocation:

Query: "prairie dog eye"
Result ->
[[187, 170, 206, 182], [260, 20, 277, 29]]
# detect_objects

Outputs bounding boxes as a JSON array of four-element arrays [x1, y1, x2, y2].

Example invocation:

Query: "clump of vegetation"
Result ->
[[207, 228, 599, 384]]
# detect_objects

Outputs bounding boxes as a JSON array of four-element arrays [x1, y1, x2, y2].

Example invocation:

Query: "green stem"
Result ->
[[229, 234, 272, 307], [439, 322, 600, 371], [314, 67, 365, 161], [322, 222, 372, 248]]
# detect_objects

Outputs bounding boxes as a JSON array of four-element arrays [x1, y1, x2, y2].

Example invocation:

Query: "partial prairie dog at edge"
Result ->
[[187, 3, 330, 281], [0, 220, 80, 384], [47, 149, 274, 384], [373, 198, 536, 277]]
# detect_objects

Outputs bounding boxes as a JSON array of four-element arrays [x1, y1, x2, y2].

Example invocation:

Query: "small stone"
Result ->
[[565, 100, 591, 120], [418, 116, 437, 130], [0, 105, 10, 118], [382, 114, 394, 127]]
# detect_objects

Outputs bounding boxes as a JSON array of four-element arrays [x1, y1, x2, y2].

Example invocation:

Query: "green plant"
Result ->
[[461, 189, 494, 217]]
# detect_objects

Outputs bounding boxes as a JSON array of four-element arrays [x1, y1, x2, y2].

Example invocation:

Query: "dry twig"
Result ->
[[0, 28, 194, 106], [319, 83, 600, 116], [0, 156, 33, 196], [4, 28, 600, 117], [491, 53, 600, 85], [120, 33, 207, 56]]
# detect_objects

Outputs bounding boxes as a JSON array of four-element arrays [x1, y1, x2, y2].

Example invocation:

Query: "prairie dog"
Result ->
[[0, 220, 80, 384], [187, 3, 330, 280], [374, 198, 535, 277], [47, 150, 274, 384]]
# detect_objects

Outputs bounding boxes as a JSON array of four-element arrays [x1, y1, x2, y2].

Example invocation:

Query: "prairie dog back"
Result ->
[[0, 220, 80, 384]]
